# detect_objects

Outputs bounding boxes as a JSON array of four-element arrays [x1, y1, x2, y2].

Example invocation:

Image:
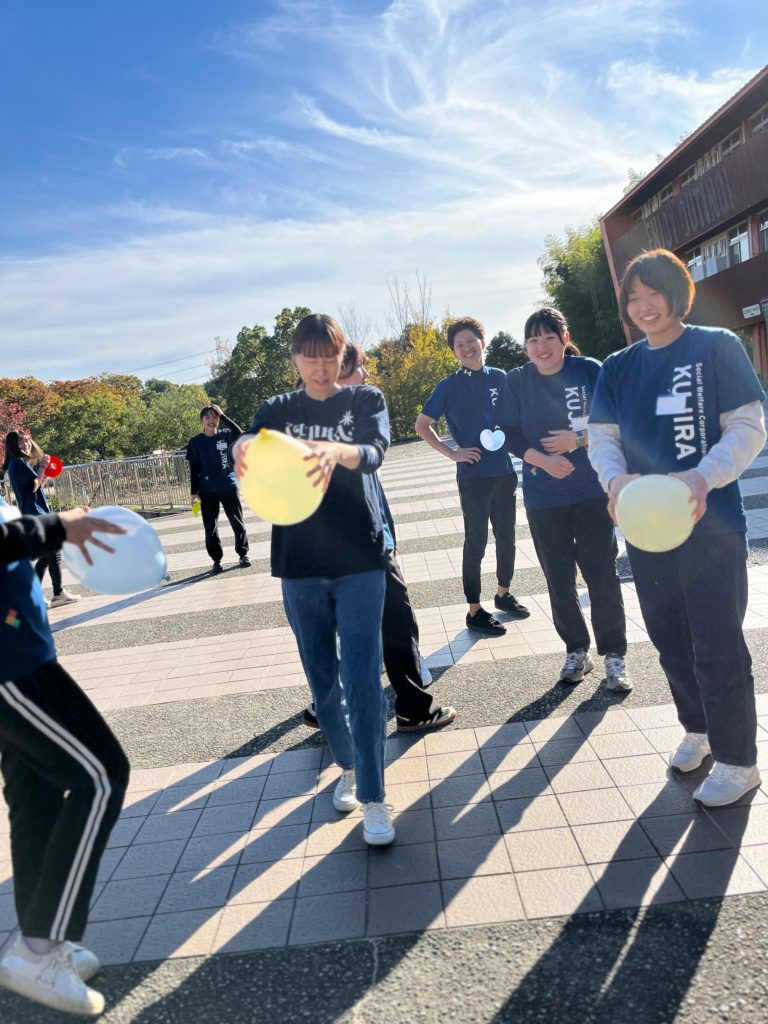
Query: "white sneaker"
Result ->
[[362, 802, 396, 846], [49, 591, 80, 608], [333, 769, 359, 813], [693, 762, 762, 807], [0, 938, 104, 1016], [604, 654, 632, 692], [669, 732, 711, 772], [559, 649, 594, 684], [67, 943, 100, 982], [419, 655, 433, 688]]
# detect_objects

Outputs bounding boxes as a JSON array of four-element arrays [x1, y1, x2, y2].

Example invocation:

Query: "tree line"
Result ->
[[1, 220, 624, 462]]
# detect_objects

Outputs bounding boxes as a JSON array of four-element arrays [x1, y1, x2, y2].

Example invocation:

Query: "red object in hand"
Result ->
[[44, 455, 64, 478]]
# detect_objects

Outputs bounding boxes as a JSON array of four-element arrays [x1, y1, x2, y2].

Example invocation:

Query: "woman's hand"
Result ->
[[232, 435, 252, 480], [607, 473, 640, 522], [304, 441, 342, 491], [669, 469, 709, 523], [58, 509, 126, 566], [540, 430, 577, 455], [451, 447, 482, 465], [541, 455, 575, 479]]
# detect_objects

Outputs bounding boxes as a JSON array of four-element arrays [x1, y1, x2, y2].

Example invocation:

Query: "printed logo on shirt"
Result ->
[[4, 609, 20, 628], [285, 411, 355, 443], [216, 438, 229, 472], [564, 385, 587, 428], [668, 364, 707, 460]]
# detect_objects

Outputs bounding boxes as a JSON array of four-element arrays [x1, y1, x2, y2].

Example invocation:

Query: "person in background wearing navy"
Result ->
[[0, 502, 129, 1017], [233, 314, 396, 846], [186, 403, 250, 573], [499, 308, 629, 690], [3, 431, 79, 607], [589, 248, 766, 808], [301, 342, 457, 734], [415, 316, 529, 636]]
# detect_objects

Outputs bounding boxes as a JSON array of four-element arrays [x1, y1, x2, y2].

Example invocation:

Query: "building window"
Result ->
[[751, 102, 768, 135], [728, 221, 749, 265], [687, 247, 704, 282], [719, 128, 741, 157], [680, 164, 697, 188], [760, 210, 768, 254], [658, 183, 673, 203]]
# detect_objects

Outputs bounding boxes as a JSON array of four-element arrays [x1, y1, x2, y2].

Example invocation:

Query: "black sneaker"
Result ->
[[396, 706, 458, 732], [466, 608, 507, 636], [302, 703, 320, 729], [238, 556, 252, 568], [494, 592, 530, 619], [211, 562, 223, 574]]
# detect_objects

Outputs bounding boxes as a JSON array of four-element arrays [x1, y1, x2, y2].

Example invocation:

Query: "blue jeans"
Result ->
[[628, 531, 756, 766], [282, 570, 387, 803]]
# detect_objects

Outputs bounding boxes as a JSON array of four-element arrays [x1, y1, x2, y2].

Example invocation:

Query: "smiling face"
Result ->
[[625, 277, 685, 347], [18, 434, 32, 456], [525, 329, 566, 375], [452, 328, 486, 371], [293, 350, 344, 400], [201, 411, 220, 435]]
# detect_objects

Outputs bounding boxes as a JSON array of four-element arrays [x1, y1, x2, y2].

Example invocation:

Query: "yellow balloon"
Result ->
[[616, 474, 695, 553], [240, 429, 324, 526]]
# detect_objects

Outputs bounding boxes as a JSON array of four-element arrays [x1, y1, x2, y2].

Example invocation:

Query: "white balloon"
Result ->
[[616, 475, 695, 553], [63, 506, 168, 595]]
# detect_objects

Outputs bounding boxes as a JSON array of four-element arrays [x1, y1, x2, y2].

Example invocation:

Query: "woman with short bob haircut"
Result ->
[[233, 314, 397, 845], [589, 248, 766, 807], [499, 307, 629, 690]]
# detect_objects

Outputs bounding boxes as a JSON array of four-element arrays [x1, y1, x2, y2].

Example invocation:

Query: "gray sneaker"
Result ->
[[559, 649, 594, 684], [604, 654, 632, 692], [49, 591, 80, 608]]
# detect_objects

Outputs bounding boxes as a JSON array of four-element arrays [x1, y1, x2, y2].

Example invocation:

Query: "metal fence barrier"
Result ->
[[1, 455, 192, 511]]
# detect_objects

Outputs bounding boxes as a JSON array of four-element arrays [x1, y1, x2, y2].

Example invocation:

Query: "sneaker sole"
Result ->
[[397, 709, 457, 733], [333, 797, 360, 812], [669, 751, 711, 772], [467, 625, 507, 637], [693, 773, 761, 807], [364, 828, 396, 846], [0, 968, 104, 1016], [495, 608, 531, 620], [606, 679, 633, 692]]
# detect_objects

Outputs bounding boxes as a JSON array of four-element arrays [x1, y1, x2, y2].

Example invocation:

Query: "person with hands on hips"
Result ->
[[186, 403, 250, 574], [499, 307, 629, 690], [588, 248, 766, 807], [415, 316, 529, 638]]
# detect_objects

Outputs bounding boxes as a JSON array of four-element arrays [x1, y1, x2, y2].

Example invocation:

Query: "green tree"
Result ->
[[368, 320, 456, 440], [39, 393, 138, 463], [538, 220, 625, 360], [485, 331, 529, 372], [206, 306, 309, 423], [129, 383, 211, 454]]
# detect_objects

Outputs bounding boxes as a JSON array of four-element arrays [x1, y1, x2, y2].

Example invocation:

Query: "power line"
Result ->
[[122, 349, 214, 376]]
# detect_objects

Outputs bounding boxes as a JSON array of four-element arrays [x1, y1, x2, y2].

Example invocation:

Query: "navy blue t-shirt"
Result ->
[[500, 356, 606, 509], [589, 325, 766, 535], [421, 366, 517, 479], [0, 502, 55, 680], [7, 457, 50, 515], [250, 385, 390, 579], [185, 429, 238, 493]]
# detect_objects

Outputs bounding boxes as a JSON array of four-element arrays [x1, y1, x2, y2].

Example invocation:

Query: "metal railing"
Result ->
[[0, 456, 193, 511]]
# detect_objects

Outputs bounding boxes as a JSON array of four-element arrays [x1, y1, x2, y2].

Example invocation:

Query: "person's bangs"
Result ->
[[293, 336, 340, 358], [524, 309, 566, 342]]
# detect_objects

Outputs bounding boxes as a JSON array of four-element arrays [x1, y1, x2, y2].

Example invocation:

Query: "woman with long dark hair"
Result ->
[[2, 432, 79, 607]]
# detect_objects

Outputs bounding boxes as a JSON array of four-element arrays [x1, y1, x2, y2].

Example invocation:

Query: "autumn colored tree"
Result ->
[[0, 401, 25, 465]]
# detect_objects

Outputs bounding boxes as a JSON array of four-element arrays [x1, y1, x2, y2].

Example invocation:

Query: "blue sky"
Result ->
[[1, 0, 765, 381]]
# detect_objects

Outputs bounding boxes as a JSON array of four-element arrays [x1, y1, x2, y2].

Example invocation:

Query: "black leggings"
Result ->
[[35, 549, 63, 596]]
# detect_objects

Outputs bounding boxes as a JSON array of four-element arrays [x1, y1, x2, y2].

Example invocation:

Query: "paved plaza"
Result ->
[[3, 443, 768, 1022]]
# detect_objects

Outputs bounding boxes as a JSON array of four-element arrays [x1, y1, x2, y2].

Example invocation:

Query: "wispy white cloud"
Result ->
[[113, 146, 212, 169]]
